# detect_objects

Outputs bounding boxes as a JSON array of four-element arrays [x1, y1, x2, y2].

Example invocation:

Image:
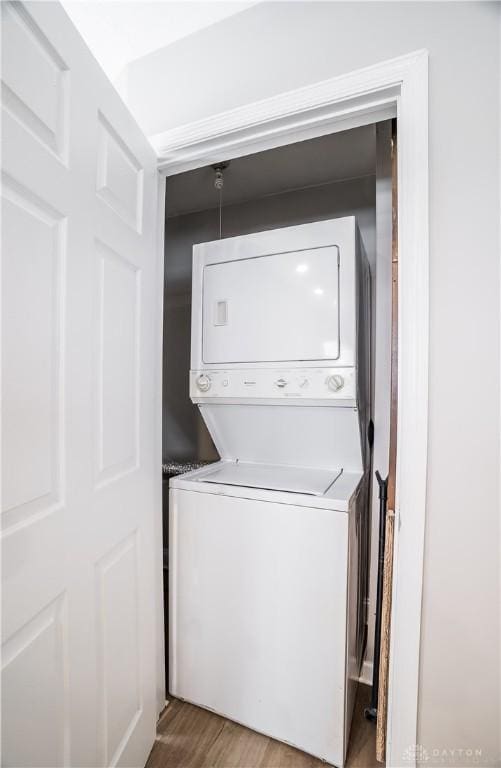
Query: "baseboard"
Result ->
[[359, 659, 373, 686]]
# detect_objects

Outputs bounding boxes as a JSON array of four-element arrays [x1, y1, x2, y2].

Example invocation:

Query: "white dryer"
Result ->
[[169, 217, 371, 767]]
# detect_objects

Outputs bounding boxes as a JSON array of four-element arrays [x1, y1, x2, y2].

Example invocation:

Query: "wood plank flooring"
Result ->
[[146, 684, 377, 768]]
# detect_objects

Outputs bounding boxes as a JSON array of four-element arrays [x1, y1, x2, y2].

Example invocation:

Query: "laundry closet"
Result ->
[[161, 122, 393, 767]]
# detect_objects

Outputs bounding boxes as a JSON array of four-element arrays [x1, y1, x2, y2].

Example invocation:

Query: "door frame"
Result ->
[[155, 49, 429, 768]]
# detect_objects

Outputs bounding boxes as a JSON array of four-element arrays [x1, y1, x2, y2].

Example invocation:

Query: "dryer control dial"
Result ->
[[196, 374, 212, 392], [326, 374, 345, 392]]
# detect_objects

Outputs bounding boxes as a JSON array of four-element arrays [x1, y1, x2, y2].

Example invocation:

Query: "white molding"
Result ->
[[386, 50, 429, 768], [154, 171, 167, 716], [153, 51, 429, 175], [155, 49, 429, 768]]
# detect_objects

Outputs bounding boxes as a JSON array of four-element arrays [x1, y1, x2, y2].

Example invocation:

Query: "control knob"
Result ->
[[326, 374, 345, 392], [196, 374, 211, 392]]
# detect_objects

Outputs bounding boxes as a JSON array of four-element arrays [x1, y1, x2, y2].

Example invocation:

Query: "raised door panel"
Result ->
[[1, 594, 70, 768], [1, 175, 65, 532], [1, 1, 69, 161], [96, 533, 141, 766], [95, 240, 140, 489], [96, 113, 144, 234]]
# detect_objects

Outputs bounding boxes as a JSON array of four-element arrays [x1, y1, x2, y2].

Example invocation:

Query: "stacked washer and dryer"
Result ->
[[169, 216, 371, 767]]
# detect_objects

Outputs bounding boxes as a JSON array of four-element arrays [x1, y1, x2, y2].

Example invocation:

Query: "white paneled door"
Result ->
[[1, 2, 162, 766]]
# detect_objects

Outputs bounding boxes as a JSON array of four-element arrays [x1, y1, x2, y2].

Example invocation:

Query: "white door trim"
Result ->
[[156, 49, 429, 768], [154, 172, 167, 716]]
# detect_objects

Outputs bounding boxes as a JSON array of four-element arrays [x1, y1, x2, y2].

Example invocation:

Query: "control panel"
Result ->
[[190, 367, 356, 402]]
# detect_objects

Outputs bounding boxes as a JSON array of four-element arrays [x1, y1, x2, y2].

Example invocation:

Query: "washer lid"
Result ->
[[199, 403, 363, 474], [201, 461, 342, 496]]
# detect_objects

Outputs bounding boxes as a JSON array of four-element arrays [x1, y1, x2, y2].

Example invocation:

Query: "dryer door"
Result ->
[[202, 245, 340, 364]]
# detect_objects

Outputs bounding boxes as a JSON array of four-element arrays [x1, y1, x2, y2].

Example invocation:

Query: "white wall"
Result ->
[[62, 1, 258, 87], [130, 3, 501, 764]]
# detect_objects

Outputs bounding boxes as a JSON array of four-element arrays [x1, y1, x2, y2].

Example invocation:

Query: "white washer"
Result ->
[[170, 464, 363, 766], [169, 217, 371, 767]]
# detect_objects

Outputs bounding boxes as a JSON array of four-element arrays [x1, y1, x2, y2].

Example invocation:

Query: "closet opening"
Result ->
[[158, 119, 396, 768]]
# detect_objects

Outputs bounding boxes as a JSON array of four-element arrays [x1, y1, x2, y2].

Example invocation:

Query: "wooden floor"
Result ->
[[146, 684, 377, 768]]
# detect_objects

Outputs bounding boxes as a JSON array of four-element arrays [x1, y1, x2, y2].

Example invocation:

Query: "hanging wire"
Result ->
[[213, 163, 228, 240], [218, 181, 223, 239]]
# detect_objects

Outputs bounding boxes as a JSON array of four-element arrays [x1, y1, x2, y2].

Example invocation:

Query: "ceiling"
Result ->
[[62, 1, 258, 85], [166, 124, 377, 217]]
